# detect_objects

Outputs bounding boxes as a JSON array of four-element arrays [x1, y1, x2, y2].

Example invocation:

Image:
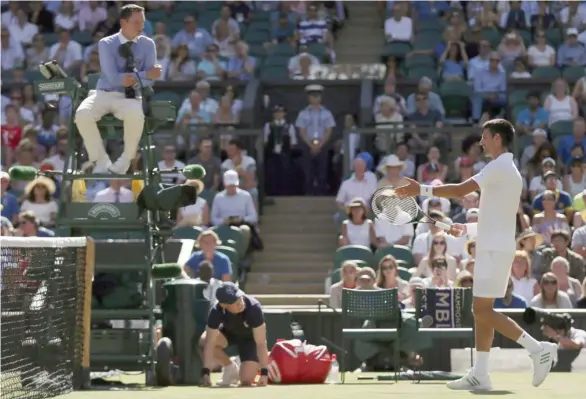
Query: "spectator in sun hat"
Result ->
[[20, 176, 57, 227], [520, 128, 548, 170], [376, 154, 408, 188], [557, 27, 586, 67], [0, 171, 19, 224]]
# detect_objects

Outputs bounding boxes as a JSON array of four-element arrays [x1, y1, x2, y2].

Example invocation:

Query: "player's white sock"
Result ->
[[516, 331, 542, 354], [473, 351, 490, 376]]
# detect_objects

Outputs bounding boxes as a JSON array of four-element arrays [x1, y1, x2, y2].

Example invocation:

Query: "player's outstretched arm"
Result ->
[[395, 177, 480, 199]]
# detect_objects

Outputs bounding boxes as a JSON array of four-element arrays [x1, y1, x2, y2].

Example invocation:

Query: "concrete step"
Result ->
[[261, 213, 335, 224], [248, 272, 327, 284], [254, 294, 329, 306], [246, 282, 324, 295], [263, 233, 335, 244], [254, 252, 332, 263], [260, 242, 337, 253], [252, 262, 333, 273]]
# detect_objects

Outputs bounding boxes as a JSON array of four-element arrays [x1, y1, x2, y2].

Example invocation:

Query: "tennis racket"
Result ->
[[370, 186, 452, 231]]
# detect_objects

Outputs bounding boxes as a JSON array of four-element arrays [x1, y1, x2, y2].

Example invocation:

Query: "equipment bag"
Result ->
[[268, 339, 331, 384]]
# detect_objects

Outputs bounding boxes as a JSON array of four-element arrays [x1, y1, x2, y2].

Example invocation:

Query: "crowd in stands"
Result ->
[[330, 0, 586, 311]]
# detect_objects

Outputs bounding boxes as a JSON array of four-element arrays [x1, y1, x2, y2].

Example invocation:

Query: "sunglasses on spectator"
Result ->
[[542, 279, 557, 285], [433, 240, 446, 245], [416, 96, 427, 101], [381, 264, 396, 270]]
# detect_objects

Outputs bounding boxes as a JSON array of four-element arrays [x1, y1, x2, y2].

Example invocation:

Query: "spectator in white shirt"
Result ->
[[411, 211, 463, 264], [1, 2, 19, 27], [423, 256, 454, 289], [1, 28, 24, 71], [335, 156, 377, 220], [8, 9, 38, 46], [93, 180, 134, 203], [375, 214, 414, 247], [178, 81, 220, 117], [157, 145, 186, 184], [176, 179, 210, 227], [288, 44, 320, 77], [384, 2, 413, 43], [78, 1, 107, 32], [48, 31, 82, 73], [528, 30, 556, 68], [559, 2, 586, 29], [221, 139, 258, 203], [54, 2, 78, 32]]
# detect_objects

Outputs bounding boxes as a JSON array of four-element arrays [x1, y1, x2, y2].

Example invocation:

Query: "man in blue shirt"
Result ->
[[171, 15, 214, 59], [184, 230, 232, 281], [1, 172, 19, 224], [532, 171, 573, 215], [557, 117, 586, 165], [74, 4, 161, 175], [494, 278, 528, 309], [514, 92, 549, 136], [471, 52, 507, 120]]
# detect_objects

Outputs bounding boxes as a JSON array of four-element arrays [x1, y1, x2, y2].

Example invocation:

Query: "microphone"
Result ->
[[118, 42, 137, 99], [9, 166, 40, 181], [182, 164, 206, 180]]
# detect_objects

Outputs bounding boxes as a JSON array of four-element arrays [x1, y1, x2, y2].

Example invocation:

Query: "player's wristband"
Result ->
[[420, 185, 433, 197], [260, 368, 269, 377], [201, 367, 211, 376]]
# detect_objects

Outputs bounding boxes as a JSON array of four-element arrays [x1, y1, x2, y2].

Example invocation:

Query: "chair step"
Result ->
[[246, 282, 324, 295], [255, 294, 329, 306], [248, 272, 326, 284]]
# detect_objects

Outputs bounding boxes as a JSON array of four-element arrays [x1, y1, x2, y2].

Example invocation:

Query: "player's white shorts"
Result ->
[[473, 250, 515, 298]]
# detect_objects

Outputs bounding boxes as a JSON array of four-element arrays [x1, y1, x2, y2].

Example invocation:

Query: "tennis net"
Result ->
[[1, 237, 95, 399]]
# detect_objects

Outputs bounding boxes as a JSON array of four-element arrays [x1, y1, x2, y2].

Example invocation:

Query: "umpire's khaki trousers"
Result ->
[[75, 90, 144, 167]]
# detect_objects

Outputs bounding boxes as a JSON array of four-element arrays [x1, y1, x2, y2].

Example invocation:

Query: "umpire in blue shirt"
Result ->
[[295, 84, 336, 195], [74, 4, 162, 175]]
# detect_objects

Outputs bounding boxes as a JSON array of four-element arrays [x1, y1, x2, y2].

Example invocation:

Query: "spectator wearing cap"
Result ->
[[471, 51, 507, 121], [356, 267, 379, 290], [0, 172, 19, 224], [222, 139, 259, 205], [563, 156, 586, 198], [374, 78, 408, 116], [211, 170, 257, 249], [520, 128, 548, 170], [15, 211, 54, 237], [406, 77, 445, 117], [384, 2, 413, 43], [295, 84, 336, 195], [264, 105, 302, 196], [226, 41, 256, 81], [335, 154, 377, 222], [411, 210, 463, 264], [451, 192, 480, 224], [184, 230, 232, 282], [532, 174, 573, 216], [329, 260, 359, 308], [557, 118, 586, 166], [529, 158, 563, 199], [557, 28, 586, 67], [171, 14, 214, 59], [196, 43, 226, 81], [339, 198, 377, 248]]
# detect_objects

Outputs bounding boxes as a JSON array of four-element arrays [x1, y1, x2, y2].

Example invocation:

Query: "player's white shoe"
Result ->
[[216, 362, 239, 387], [446, 370, 492, 391], [530, 341, 558, 387]]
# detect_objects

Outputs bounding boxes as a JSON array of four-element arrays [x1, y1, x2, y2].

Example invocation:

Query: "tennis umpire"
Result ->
[[200, 282, 269, 387]]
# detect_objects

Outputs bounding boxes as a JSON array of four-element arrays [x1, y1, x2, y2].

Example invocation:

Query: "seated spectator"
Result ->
[[223, 84, 243, 117], [1, 105, 23, 167], [532, 186, 572, 231], [329, 260, 359, 308], [178, 81, 220, 117], [494, 277, 528, 309], [544, 78, 579, 126], [268, 12, 296, 46], [166, 44, 197, 81], [524, 141, 558, 184], [175, 91, 212, 131], [530, 272, 573, 309], [212, 6, 240, 58], [20, 176, 57, 227], [529, 158, 561, 198], [298, 4, 331, 47], [439, 41, 468, 80], [497, 32, 526, 74], [377, 155, 408, 188], [527, 30, 555, 68], [452, 192, 480, 224], [558, 118, 586, 166], [78, 1, 107, 32], [10, 140, 39, 193], [551, 256, 583, 307], [196, 43, 226, 81], [184, 230, 232, 281], [374, 97, 403, 152], [423, 256, 453, 288], [79, 49, 100, 83], [338, 198, 376, 248], [8, 9, 38, 46], [227, 0, 252, 25], [572, 68, 586, 108], [467, 39, 503, 83], [210, 170, 258, 250], [374, 209, 414, 248], [454, 270, 474, 288], [563, 156, 586, 197], [222, 139, 258, 202], [376, 255, 409, 300], [393, 142, 416, 178], [154, 35, 171, 81], [406, 95, 445, 156], [15, 211, 54, 237], [418, 198, 452, 234], [416, 146, 448, 183], [530, 2, 556, 31], [157, 145, 185, 184], [559, 1, 586, 29], [93, 180, 134, 203], [471, 52, 507, 121], [187, 260, 222, 303], [93, 5, 120, 37], [374, 77, 408, 116], [510, 57, 531, 78], [54, 2, 77, 32], [335, 155, 377, 219], [214, 95, 239, 129], [288, 43, 320, 77], [401, 277, 425, 310], [411, 211, 462, 264], [511, 250, 538, 303], [188, 137, 222, 191], [520, 129, 548, 170], [153, 22, 172, 51], [455, 134, 486, 175], [499, 1, 527, 30], [173, 15, 214, 59], [406, 77, 445, 117], [0, 28, 24, 72], [25, 33, 49, 70], [469, 1, 498, 29], [0, 172, 19, 224], [557, 28, 586, 67], [534, 229, 585, 282], [384, 2, 412, 43], [413, 232, 459, 281], [226, 41, 256, 81], [356, 267, 379, 290], [1, 216, 15, 236], [28, 1, 55, 33], [47, 30, 82, 74]]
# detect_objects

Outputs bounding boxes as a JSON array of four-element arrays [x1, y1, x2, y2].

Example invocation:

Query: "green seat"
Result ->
[[307, 43, 327, 59], [414, 288, 474, 367], [550, 120, 574, 139], [199, 189, 216, 206], [87, 72, 100, 89], [153, 91, 183, 109], [440, 80, 472, 119], [508, 90, 529, 107], [43, 32, 60, 46], [382, 42, 411, 58], [516, 133, 533, 159], [397, 266, 412, 281], [532, 66, 561, 80], [211, 225, 245, 258], [341, 288, 401, 382], [545, 29, 563, 47], [374, 245, 414, 268], [330, 260, 369, 285], [412, 31, 442, 49], [511, 103, 526, 121], [25, 70, 43, 82], [272, 43, 296, 56], [414, 18, 445, 33], [172, 226, 203, 240], [404, 54, 435, 69], [334, 245, 373, 270], [72, 31, 93, 45], [563, 66, 585, 81], [517, 30, 531, 47], [480, 29, 501, 48], [263, 54, 289, 67], [407, 66, 437, 80], [215, 246, 239, 281], [244, 29, 270, 43], [146, 10, 168, 23], [260, 66, 288, 80]]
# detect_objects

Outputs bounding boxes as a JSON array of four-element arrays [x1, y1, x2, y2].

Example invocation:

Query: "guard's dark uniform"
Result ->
[[207, 291, 264, 362]]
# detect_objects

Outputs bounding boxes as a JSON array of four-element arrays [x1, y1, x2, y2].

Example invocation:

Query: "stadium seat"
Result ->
[[532, 66, 561, 80], [439, 80, 472, 119], [244, 29, 270, 44], [407, 66, 438, 80], [511, 103, 526, 121], [563, 66, 585, 81], [72, 31, 93, 45], [307, 43, 327, 59], [397, 266, 412, 281], [515, 134, 533, 159], [381, 42, 411, 58], [373, 245, 414, 268], [263, 54, 290, 67], [334, 245, 374, 270], [508, 90, 529, 107], [404, 54, 435, 69], [172, 226, 203, 240], [480, 29, 501, 48], [414, 17, 445, 33], [517, 29, 531, 47], [411, 31, 442, 49], [272, 43, 296, 56], [545, 29, 563, 47], [153, 91, 183, 109], [43, 32, 60, 46], [210, 225, 246, 258], [340, 288, 401, 382], [215, 245, 239, 280], [260, 66, 289, 80], [199, 189, 216, 206], [550, 120, 574, 139]]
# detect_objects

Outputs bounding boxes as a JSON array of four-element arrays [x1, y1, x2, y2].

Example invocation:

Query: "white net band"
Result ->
[[0, 237, 87, 248]]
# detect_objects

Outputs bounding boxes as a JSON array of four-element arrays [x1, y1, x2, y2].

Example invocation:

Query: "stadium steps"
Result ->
[[255, 295, 329, 306], [335, 2, 384, 63], [248, 197, 338, 298]]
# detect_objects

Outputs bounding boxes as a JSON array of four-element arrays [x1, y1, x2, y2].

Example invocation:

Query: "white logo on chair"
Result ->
[[38, 81, 65, 93], [88, 204, 121, 219]]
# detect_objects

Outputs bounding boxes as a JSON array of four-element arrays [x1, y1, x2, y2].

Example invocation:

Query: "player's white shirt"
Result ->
[[568, 328, 586, 348], [471, 152, 522, 253]]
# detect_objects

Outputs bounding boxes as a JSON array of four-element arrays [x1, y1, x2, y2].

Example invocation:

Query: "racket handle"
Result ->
[[434, 220, 452, 231]]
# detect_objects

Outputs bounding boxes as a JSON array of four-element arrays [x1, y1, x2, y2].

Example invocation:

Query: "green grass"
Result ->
[[55, 372, 583, 399]]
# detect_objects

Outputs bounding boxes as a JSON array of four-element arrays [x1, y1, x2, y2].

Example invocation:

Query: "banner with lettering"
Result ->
[[419, 288, 467, 328]]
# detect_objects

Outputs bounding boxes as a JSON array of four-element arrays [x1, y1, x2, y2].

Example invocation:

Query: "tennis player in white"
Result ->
[[395, 119, 557, 391]]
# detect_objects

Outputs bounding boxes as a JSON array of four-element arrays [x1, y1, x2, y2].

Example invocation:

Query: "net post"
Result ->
[[78, 237, 95, 389]]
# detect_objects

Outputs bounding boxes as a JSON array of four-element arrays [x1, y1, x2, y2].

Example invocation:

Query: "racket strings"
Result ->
[[371, 188, 420, 224]]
